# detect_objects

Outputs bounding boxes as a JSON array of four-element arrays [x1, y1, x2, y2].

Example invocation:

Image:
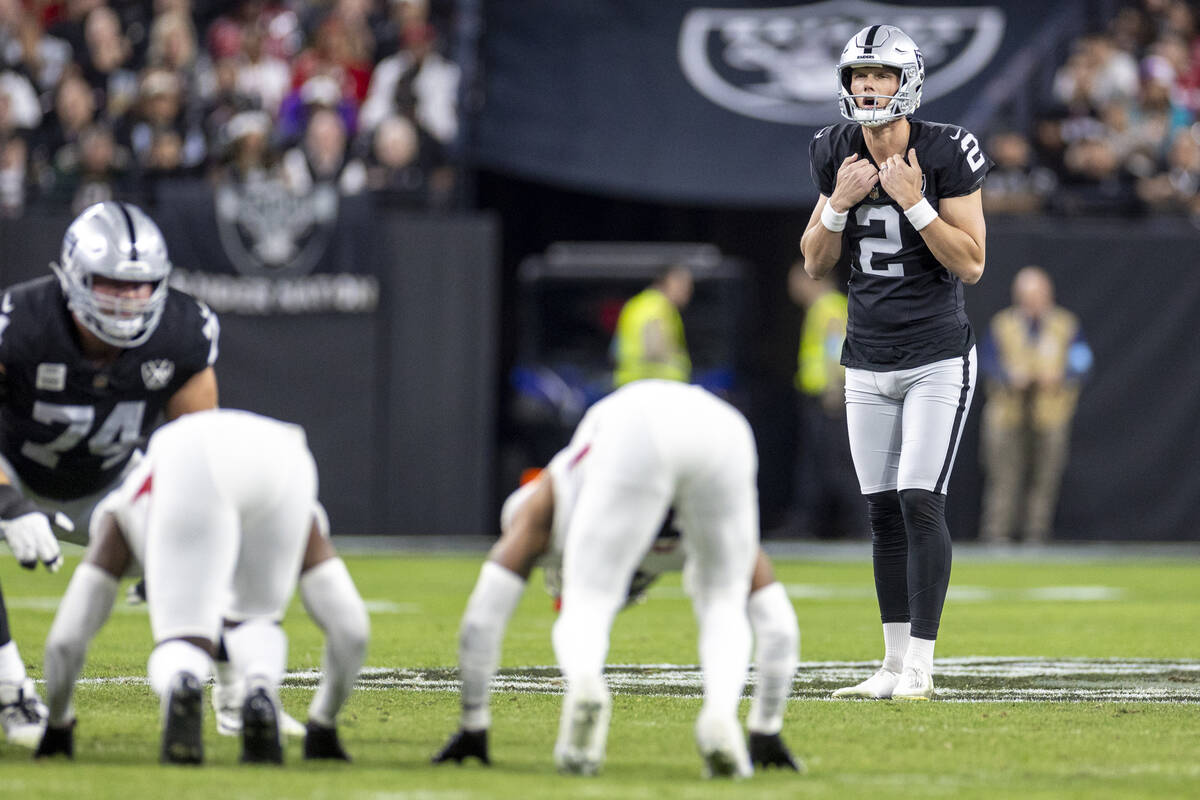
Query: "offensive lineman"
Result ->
[[441, 380, 775, 777], [0, 201, 218, 746], [799, 25, 991, 700], [33, 409, 369, 764], [433, 423, 802, 772]]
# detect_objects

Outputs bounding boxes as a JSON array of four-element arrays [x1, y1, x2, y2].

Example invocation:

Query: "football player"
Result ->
[[32, 409, 369, 764], [799, 25, 992, 701], [0, 201, 218, 746], [435, 380, 799, 778]]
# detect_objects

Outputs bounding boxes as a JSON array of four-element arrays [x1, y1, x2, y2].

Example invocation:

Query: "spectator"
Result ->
[[983, 130, 1058, 214], [289, 12, 373, 106], [363, 112, 431, 207], [31, 69, 95, 187], [211, 108, 276, 184], [1, 7, 74, 101], [0, 67, 41, 132], [117, 67, 206, 178], [787, 260, 865, 540], [281, 104, 365, 195], [611, 264, 693, 388], [1052, 132, 1142, 215], [1052, 33, 1141, 115], [201, 54, 255, 147], [206, 0, 303, 64], [0, 129, 28, 215], [43, 119, 131, 214], [978, 266, 1093, 545], [1136, 125, 1200, 214], [146, 8, 212, 106], [234, 22, 290, 115], [276, 71, 357, 150], [77, 5, 137, 120]]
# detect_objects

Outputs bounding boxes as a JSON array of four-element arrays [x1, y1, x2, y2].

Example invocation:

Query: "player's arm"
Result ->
[[879, 149, 986, 284], [165, 366, 218, 419], [0, 375, 63, 571], [800, 154, 879, 279], [488, 475, 554, 579]]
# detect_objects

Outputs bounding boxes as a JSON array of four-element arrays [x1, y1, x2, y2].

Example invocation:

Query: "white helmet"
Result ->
[[837, 25, 924, 127], [51, 201, 171, 348]]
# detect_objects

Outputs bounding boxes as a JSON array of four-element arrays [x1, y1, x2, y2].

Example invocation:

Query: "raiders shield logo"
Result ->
[[141, 359, 175, 390], [678, 0, 1006, 125], [214, 180, 339, 278]]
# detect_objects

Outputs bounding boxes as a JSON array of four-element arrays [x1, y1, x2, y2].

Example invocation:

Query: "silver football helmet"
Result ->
[[837, 25, 924, 127], [51, 201, 171, 348]]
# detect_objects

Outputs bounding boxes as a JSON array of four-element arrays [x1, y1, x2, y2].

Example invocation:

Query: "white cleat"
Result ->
[[892, 666, 935, 701], [553, 678, 612, 776], [0, 678, 47, 748], [213, 682, 305, 738], [832, 667, 901, 699], [694, 711, 753, 779]]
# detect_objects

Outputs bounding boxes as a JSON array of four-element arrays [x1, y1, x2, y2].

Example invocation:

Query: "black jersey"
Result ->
[[0, 276, 218, 499], [809, 119, 993, 370]]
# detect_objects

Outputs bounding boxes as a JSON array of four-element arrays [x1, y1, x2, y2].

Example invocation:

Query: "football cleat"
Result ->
[[694, 711, 753, 779], [892, 666, 935, 701], [748, 731, 803, 772], [553, 678, 611, 776], [831, 667, 900, 699], [1, 678, 48, 749], [304, 720, 350, 761], [34, 721, 75, 759], [240, 686, 283, 764], [213, 680, 305, 738], [431, 728, 489, 765], [160, 672, 204, 765]]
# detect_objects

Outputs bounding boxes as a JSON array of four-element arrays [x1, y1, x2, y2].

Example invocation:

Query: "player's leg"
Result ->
[[1023, 424, 1069, 544], [834, 368, 908, 699], [223, 452, 314, 765], [978, 411, 1024, 544], [0, 582, 48, 748], [552, 447, 669, 775], [892, 349, 976, 700], [745, 551, 802, 772], [35, 517, 134, 758], [298, 514, 369, 761]]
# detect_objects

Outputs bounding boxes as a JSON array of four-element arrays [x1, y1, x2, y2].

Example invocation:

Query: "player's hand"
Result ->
[[828, 154, 880, 212], [1, 511, 63, 572], [748, 731, 804, 772], [879, 148, 924, 209], [432, 728, 490, 765]]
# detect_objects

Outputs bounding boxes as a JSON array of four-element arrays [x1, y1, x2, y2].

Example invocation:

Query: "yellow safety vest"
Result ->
[[795, 290, 848, 396], [613, 288, 691, 387]]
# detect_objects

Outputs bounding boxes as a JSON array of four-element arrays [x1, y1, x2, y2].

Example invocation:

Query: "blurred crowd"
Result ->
[[985, 0, 1200, 221], [0, 0, 462, 218]]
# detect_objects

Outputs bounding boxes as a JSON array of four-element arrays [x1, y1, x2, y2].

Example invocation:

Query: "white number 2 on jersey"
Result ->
[[22, 400, 146, 470], [856, 205, 905, 277]]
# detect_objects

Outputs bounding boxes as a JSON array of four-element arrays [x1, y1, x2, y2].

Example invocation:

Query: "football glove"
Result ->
[[431, 728, 490, 765], [1, 511, 63, 572], [748, 731, 803, 772]]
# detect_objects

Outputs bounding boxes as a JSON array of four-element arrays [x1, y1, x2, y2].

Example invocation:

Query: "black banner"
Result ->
[[472, 0, 1059, 205]]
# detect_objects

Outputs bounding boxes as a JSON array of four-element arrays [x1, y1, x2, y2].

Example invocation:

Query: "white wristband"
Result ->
[[820, 203, 848, 232], [904, 198, 938, 231]]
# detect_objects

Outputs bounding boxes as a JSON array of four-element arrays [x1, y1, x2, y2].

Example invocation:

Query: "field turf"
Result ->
[[2, 547, 1199, 799]]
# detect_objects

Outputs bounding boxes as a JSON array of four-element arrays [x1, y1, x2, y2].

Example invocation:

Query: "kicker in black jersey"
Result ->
[[0, 276, 218, 499], [809, 120, 993, 369]]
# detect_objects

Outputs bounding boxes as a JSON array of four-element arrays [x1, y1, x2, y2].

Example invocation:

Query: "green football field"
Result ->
[[2, 547, 1200, 799]]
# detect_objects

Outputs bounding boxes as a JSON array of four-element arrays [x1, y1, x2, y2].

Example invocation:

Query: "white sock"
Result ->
[[745, 582, 798, 735], [147, 640, 212, 698], [0, 639, 26, 684], [300, 557, 370, 727], [214, 656, 239, 701], [43, 563, 119, 725], [905, 636, 936, 674], [224, 618, 287, 696], [458, 561, 525, 730], [692, 588, 752, 722], [882, 621, 911, 673]]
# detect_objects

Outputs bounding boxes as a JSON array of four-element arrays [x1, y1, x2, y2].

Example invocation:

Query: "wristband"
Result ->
[[0, 483, 38, 520], [904, 198, 938, 231], [820, 203, 848, 232]]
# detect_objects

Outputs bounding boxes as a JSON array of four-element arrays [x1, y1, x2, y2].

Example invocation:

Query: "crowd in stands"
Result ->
[[985, 0, 1200, 222], [0, 0, 462, 218]]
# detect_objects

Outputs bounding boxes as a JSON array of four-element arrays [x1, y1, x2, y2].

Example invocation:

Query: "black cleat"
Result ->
[[431, 728, 490, 765], [303, 720, 350, 761], [748, 731, 803, 772], [240, 687, 283, 764], [161, 673, 204, 765], [34, 721, 75, 759]]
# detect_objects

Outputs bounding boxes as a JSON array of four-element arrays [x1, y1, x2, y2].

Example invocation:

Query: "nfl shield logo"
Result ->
[[141, 359, 175, 390], [678, 0, 1006, 125]]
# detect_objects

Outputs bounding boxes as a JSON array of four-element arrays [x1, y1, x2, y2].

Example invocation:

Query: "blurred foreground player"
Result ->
[[435, 380, 799, 777], [33, 409, 368, 764], [0, 200, 218, 743]]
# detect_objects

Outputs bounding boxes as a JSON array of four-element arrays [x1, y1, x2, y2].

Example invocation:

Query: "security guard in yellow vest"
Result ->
[[612, 265, 693, 387], [979, 266, 1093, 544]]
